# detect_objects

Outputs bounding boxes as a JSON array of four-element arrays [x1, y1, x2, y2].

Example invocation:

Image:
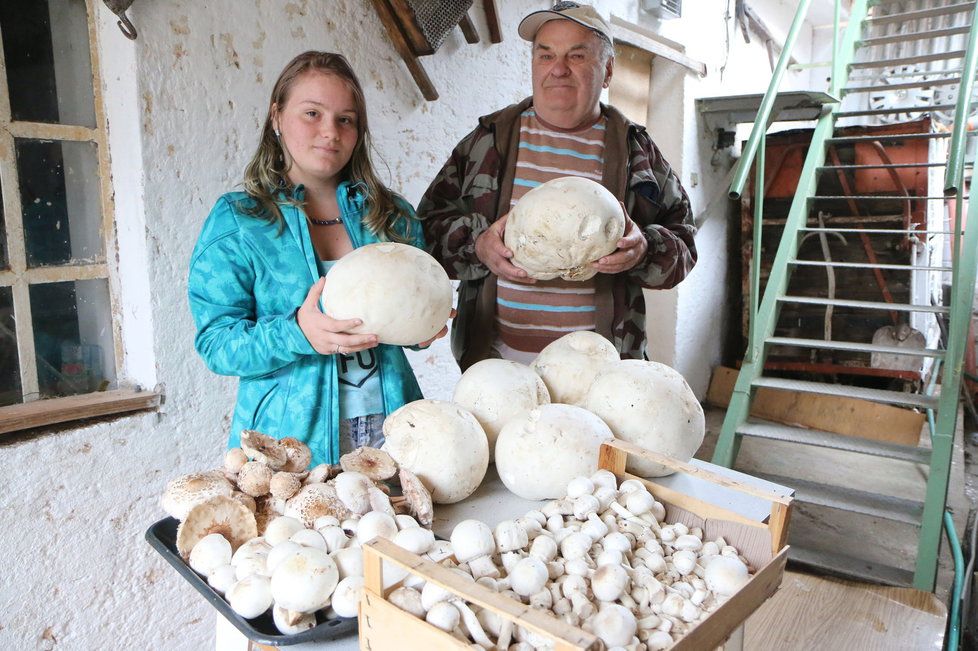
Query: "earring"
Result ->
[[274, 129, 281, 138]]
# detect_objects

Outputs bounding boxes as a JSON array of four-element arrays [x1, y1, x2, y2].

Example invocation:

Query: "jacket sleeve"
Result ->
[[188, 197, 316, 380], [626, 131, 698, 290], [416, 124, 497, 282]]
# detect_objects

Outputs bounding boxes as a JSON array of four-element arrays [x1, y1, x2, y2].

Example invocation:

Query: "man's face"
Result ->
[[531, 19, 612, 129]]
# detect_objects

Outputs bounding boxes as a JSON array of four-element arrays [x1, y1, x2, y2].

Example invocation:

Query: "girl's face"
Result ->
[[274, 71, 359, 190]]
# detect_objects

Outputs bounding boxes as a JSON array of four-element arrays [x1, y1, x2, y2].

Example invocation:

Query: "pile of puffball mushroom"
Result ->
[[159, 432, 434, 635], [385, 468, 752, 651]]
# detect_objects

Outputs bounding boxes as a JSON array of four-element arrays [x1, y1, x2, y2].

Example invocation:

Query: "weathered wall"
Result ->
[[0, 1, 822, 648]]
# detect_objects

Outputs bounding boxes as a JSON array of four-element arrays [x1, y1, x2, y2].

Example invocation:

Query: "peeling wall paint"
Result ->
[[0, 1, 818, 648]]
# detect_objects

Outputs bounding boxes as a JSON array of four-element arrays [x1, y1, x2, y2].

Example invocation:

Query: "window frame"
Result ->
[[0, 0, 159, 432]]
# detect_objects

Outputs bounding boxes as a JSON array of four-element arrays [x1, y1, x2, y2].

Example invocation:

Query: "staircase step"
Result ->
[[864, 4, 975, 26], [819, 162, 949, 170], [779, 295, 950, 314], [752, 471, 925, 525], [859, 25, 971, 47], [766, 336, 945, 359], [738, 419, 931, 463], [789, 259, 953, 272], [825, 132, 955, 144], [788, 546, 915, 587], [836, 103, 960, 117], [799, 227, 956, 235], [810, 195, 949, 200], [751, 376, 939, 408], [851, 50, 967, 69], [845, 76, 966, 94]]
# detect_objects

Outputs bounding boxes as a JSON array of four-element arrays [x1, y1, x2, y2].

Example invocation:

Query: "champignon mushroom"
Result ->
[[272, 604, 316, 634], [224, 448, 249, 475], [161, 471, 234, 521], [270, 546, 339, 614], [176, 496, 257, 559], [398, 468, 434, 527], [285, 482, 353, 527], [227, 574, 273, 619], [340, 447, 399, 481], [189, 533, 232, 576]]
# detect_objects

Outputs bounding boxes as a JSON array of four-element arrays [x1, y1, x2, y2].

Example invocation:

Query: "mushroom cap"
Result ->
[[240, 430, 288, 470], [279, 437, 313, 473], [224, 448, 249, 474], [176, 495, 258, 559], [161, 471, 234, 521], [270, 547, 339, 613], [531, 331, 620, 407], [237, 461, 274, 498], [285, 483, 353, 528], [269, 472, 302, 500], [340, 447, 399, 481], [398, 468, 434, 527], [334, 471, 375, 515]]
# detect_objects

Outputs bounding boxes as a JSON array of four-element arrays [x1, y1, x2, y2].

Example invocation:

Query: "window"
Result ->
[[0, 0, 158, 432]]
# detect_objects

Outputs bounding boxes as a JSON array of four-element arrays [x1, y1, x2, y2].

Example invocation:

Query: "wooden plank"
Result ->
[[0, 388, 161, 435], [707, 365, 925, 446], [360, 590, 467, 650], [745, 570, 946, 649], [602, 439, 793, 507], [386, 0, 434, 55], [609, 42, 653, 127], [362, 538, 601, 649], [458, 13, 479, 44], [608, 18, 706, 76], [370, 0, 438, 100], [484, 0, 502, 43], [672, 547, 790, 650]]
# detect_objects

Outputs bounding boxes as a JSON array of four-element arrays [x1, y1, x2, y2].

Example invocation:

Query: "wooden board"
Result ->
[[609, 42, 653, 128], [0, 388, 161, 435], [707, 366, 925, 446], [745, 571, 946, 649]]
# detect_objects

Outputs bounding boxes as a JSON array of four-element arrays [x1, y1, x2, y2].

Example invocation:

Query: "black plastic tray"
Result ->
[[146, 517, 358, 646]]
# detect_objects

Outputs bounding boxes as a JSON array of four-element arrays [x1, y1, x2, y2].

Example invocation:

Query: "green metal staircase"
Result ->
[[712, 0, 978, 592]]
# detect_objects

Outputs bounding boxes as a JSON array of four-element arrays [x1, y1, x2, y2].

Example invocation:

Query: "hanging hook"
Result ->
[[102, 1, 138, 40], [117, 13, 137, 40]]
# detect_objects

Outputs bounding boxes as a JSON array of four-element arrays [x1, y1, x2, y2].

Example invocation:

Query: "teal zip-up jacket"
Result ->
[[188, 181, 424, 465]]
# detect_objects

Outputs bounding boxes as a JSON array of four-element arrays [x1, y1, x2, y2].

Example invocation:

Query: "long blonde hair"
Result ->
[[242, 51, 408, 242]]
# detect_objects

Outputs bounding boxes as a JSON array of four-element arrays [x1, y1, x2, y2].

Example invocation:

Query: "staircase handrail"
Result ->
[[944, 7, 978, 197], [729, 0, 816, 200]]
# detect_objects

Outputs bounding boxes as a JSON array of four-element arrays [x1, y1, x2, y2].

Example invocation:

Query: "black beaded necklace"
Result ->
[[309, 216, 343, 226]]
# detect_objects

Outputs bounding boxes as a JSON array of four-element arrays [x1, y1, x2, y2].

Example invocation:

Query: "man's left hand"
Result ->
[[592, 204, 648, 275]]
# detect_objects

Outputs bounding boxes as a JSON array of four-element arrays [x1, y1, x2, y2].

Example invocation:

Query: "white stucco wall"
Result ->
[[0, 1, 827, 648]]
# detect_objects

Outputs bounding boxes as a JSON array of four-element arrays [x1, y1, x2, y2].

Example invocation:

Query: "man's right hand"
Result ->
[[474, 214, 535, 284], [297, 278, 380, 355]]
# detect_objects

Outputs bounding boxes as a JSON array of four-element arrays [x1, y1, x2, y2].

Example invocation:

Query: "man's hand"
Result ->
[[592, 204, 648, 275], [474, 214, 535, 284], [297, 278, 380, 355], [416, 309, 456, 348]]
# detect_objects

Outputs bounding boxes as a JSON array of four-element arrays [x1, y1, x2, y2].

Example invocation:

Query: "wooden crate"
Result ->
[[359, 439, 793, 650]]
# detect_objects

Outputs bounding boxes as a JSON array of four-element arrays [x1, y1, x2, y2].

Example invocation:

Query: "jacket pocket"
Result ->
[[248, 381, 279, 430]]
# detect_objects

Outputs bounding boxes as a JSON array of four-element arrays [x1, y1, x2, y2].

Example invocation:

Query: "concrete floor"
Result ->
[[694, 405, 973, 604]]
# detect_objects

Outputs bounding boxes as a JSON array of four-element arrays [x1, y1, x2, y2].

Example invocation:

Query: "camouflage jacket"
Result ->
[[417, 97, 696, 369]]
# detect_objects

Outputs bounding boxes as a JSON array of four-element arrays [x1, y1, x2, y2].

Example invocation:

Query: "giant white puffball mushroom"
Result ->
[[494, 404, 614, 500], [382, 400, 489, 504], [504, 176, 625, 281], [320, 242, 452, 346], [585, 359, 705, 477], [452, 359, 551, 461], [531, 331, 620, 406]]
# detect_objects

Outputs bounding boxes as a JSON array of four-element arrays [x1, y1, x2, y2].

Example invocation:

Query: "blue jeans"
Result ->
[[339, 413, 386, 454]]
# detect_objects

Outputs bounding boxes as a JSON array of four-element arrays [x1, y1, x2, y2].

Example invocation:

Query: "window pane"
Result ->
[[30, 279, 116, 398], [0, 286, 21, 406], [17, 139, 104, 268], [0, 0, 96, 128]]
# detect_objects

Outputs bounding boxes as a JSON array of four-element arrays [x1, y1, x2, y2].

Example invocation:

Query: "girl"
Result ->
[[188, 51, 443, 466]]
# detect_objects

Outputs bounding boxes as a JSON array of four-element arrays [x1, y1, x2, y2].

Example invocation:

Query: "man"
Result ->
[[418, 1, 696, 370]]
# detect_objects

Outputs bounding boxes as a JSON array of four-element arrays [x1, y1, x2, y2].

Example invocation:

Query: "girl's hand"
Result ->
[[297, 278, 379, 355], [417, 308, 456, 349]]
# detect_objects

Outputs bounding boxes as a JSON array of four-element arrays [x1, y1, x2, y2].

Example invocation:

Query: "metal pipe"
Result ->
[[748, 141, 765, 363], [729, 0, 815, 200], [945, 510, 964, 650], [944, 6, 978, 197], [831, 0, 841, 96]]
